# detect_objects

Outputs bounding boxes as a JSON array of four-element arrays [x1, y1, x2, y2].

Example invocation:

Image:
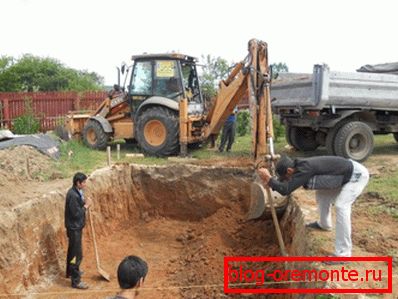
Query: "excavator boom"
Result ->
[[204, 39, 272, 161]]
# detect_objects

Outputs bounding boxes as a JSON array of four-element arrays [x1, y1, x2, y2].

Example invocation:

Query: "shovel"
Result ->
[[88, 209, 111, 281]]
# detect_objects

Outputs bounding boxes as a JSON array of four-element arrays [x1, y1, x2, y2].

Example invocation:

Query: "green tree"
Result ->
[[237, 109, 250, 136], [270, 62, 289, 79], [0, 54, 104, 92], [199, 55, 231, 100]]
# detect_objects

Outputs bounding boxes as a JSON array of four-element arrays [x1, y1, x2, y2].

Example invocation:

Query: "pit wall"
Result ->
[[0, 190, 66, 293], [0, 163, 310, 296]]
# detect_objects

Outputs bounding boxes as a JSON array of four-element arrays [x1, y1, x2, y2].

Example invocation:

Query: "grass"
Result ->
[[51, 133, 398, 220], [52, 133, 287, 178], [363, 135, 398, 218]]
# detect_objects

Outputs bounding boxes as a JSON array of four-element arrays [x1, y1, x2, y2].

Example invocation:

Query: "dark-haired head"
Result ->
[[275, 156, 295, 180], [73, 172, 87, 187], [117, 255, 148, 289]]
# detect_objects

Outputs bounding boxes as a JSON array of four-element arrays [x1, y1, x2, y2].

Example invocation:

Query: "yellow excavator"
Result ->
[[65, 39, 286, 222], [67, 39, 269, 159]]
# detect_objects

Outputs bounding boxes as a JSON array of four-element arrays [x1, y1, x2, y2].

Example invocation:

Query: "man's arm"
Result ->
[[84, 197, 92, 209], [258, 167, 313, 196]]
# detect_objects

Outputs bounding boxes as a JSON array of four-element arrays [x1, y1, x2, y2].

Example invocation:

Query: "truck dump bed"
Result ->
[[271, 64, 398, 111]]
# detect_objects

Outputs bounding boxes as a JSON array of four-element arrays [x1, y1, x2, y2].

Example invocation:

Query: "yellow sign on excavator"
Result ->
[[156, 61, 175, 77]]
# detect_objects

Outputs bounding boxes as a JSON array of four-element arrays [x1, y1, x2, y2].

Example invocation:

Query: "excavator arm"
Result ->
[[203, 39, 273, 161]]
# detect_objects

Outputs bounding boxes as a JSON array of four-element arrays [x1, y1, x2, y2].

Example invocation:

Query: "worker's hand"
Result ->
[[84, 197, 92, 209], [257, 167, 272, 184]]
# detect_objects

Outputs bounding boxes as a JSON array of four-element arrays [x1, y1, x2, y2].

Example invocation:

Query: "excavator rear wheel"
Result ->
[[135, 106, 179, 156], [82, 119, 110, 150]]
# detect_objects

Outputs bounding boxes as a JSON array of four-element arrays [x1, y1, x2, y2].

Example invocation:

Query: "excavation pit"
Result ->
[[0, 164, 306, 298]]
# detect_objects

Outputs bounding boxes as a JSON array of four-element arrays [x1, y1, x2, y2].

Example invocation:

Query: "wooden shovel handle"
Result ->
[[265, 187, 288, 256]]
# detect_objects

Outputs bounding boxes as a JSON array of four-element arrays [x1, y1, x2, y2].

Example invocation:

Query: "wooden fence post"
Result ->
[[73, 92, 81, 111], [3, 98, 10, 128]]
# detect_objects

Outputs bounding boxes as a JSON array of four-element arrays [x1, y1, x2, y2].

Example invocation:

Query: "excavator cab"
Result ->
[[128, 54, 203, 114], [126, 54, 205, 156]]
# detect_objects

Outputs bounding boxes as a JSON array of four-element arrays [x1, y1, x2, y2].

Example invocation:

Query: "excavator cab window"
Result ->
[[153, 60, 183, 100], [181, 62, 201, 103], [130, 61, 152, 96]]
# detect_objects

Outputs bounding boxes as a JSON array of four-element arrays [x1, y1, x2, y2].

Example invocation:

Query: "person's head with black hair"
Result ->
[[73, 172, 87, 190], [275, 155, 295, 180], [114, 255, 148, 298]]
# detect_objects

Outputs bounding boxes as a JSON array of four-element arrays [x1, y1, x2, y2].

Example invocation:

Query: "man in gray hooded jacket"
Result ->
[[258, 156, 369, 258]]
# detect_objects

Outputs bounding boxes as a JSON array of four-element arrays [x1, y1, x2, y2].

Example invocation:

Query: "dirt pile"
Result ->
[[0, 145, 55, 186]]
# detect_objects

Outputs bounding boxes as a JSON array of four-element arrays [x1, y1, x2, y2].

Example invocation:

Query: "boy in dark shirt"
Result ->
[[108, 256, 148, 299]]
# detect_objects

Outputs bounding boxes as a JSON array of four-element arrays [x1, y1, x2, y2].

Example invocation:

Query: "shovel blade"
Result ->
[[247, 182, 266, 220], [98, 267, 111, 281]]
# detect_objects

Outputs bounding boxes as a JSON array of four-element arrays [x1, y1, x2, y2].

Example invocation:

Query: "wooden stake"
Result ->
[[26, 157, 32, 179], [107, 146, 111, 166], [116, 144, 120, 160]]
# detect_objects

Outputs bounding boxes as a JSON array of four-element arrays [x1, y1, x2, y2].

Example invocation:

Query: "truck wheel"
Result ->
[[82, 119, 110, 150], [135, 106, 179, 156], [290, 127, 319, 151], [334, 121, 373, 162], [325, 121, 349, 155], [285, 125, 298, 149]]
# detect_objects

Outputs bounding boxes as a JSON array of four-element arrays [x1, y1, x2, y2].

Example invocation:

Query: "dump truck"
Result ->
[[66, 39, 273, 160], [271, 64, 398, 161]]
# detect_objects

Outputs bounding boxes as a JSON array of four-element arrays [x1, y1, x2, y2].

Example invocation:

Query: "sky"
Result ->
[[1, 0, 397, 85]]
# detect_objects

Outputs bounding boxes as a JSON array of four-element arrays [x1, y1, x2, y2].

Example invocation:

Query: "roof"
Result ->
[[131, 53, 197, 62]]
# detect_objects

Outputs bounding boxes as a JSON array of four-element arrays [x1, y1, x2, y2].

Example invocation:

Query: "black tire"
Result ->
[[325, 121, 350, 155], [188, 142, 202, 150], [290, 127, 319, 151], [54, 125, 70, 141], [334, 121, 374, 162], [285, 125, 298, 149], [82, 119, 110, 150], [135, 106, 179, 156], [393, 133, 398, 143]]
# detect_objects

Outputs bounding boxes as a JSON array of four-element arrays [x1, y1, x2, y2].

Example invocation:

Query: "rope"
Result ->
[[2, 276, 393, 297], [0, 280, 319, 297]]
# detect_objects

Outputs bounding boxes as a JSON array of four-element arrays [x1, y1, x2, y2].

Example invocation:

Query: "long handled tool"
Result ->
[[265, 138, 288, 257], [265, 181, 288, 257], [249, 174, 288, 256], [88, 209, 111, 281]]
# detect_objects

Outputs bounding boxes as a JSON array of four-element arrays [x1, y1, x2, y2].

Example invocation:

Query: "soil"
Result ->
[[0, 145, 56, 187], [0, 149, 397, 299]]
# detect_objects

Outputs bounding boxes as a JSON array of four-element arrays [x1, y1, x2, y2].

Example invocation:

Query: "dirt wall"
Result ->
[[0, 163, 310, 298]]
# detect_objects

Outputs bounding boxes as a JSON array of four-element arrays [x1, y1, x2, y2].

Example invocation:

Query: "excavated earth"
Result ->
[[0, 163, 309, 299]]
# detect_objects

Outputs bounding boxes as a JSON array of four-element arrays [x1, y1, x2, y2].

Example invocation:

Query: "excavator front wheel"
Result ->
[[135, 106, 179, 156], [143, 120, 167, 147]]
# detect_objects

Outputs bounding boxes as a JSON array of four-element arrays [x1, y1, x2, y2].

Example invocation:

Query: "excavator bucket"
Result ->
[[247, 181, 289, 220], [247, 182, 266, 220]]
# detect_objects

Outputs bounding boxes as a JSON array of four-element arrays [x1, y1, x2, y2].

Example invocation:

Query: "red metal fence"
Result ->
[[0, 91, 107, 131]]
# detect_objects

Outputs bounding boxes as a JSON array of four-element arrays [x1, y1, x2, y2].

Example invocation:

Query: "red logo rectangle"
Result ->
[[224, 256, 392, 294]]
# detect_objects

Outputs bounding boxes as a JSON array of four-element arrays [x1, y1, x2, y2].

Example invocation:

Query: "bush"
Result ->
[[237, 109, 250, 136], [12, 99, 40, 134], [273, 115, 285, 142], [236, 110, 285, 142]]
